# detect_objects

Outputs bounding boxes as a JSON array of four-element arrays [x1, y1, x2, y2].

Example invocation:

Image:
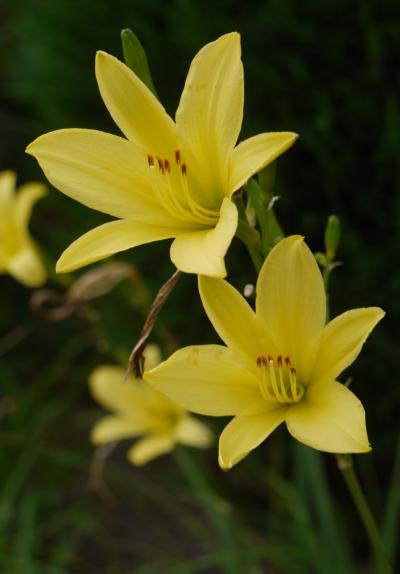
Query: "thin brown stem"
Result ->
[[128, 269, 182, 377]]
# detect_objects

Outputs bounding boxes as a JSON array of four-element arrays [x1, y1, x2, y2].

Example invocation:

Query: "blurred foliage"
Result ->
[[0, 0, 399, 572]]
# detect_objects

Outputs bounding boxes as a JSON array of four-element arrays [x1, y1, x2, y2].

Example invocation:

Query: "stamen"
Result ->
[[277, 355, 289, 402], [290, 368, 297, 400], [156, 157, 165, 174], [256, 354, 304, 404], [146, 149, 219, 225]]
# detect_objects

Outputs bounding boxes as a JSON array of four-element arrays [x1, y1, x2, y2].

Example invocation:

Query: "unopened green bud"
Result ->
[[121, 29, 158, 97], [324, 215, 341, 260], [315, 252, 327, 267]]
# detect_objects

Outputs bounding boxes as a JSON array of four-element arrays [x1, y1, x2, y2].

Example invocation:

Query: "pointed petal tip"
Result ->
[[96, 49, 109, 60], [224, 31, 240, 42], [218, 453, 232, 471], [55, 257, 71, 274], [25, 140, 36, 156], [280, 234, 305, 246], [277, 131, 299, 144], [95, 50, 117, 71]]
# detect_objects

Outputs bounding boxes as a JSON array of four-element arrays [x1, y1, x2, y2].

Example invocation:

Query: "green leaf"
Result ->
[[120, 29, 158, 97]]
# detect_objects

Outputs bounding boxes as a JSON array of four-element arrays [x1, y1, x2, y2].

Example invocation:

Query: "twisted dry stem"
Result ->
[[128, 269, 182, 378]]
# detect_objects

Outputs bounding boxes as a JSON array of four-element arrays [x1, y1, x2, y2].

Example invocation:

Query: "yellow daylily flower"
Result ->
[[0, 170, 46, 287], [26, 32, 297, 277], [145, 236, 385, 469], [89, 345, 212, 466]]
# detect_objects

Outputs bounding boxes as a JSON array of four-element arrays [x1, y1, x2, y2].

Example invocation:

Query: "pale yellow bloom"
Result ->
[[89, 345, 212, 466], [26, 33, 297, 277], [0, 170, 46, 287], [145, 236, 384, 469]]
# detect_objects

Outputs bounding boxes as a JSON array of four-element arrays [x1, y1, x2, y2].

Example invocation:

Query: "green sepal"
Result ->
[[258, 160, 277, 201], [121, 28, 158, 97]]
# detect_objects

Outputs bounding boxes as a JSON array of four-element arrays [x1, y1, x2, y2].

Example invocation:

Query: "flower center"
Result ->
[[256, 355, 304, 404], [147, 150, 218, 225]]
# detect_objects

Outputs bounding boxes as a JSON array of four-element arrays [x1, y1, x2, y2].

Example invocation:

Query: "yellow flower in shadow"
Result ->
[[145, 236, 384, 469], [27, 33, 297, 277], [89, 345, 212, 466], [0, 170, 46, 287]]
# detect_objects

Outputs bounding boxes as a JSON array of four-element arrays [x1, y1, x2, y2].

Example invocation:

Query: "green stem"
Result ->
[[234, 197, 266, 273], [174, 447, 241, 574], [322, 265, 331, 322], [336, 454, 394, 574]]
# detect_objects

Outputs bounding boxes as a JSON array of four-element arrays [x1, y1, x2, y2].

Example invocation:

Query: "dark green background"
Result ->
[[0, 1, 399, 572]]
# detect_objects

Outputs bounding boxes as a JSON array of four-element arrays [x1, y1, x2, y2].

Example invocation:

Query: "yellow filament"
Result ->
[[289, 369, 298, 401], [268, 359, 283, 402], [178, 169, 218, 224], [257, 355, 304, 404], [280, 369, 290, 403], [147, 151, 218, 226]]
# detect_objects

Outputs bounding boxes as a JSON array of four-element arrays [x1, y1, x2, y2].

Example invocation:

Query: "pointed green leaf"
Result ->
[[120, 28, 158, 97]]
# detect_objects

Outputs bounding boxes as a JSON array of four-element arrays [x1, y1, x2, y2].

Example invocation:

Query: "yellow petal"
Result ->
[[312, 308, 385, 384], [7, 244, 46, 287], [127, 434, 174, 466], [15, 183, 46, 227], [27, 129, 169, 221], [256, 236, 326, 381], [90, 365, 149, 414], [0, 170, 16, 202], [229, 132, 298, 194], [91, 415, 150, 444], [170, 198, 237, 277], [285, 381, 371, 453], [218, 408, 287, 469], [175, 415, 213, 448], [95, 51, 176, 156], [176, 33, 243, 202], [198, 275, 276, 359], [145, 345, 264, 416], [142, 343, 162, 371], [56, 218, 181, 273]]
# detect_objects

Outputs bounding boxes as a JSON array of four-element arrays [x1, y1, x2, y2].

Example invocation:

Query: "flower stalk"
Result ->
[[336, 454, 393, 574]]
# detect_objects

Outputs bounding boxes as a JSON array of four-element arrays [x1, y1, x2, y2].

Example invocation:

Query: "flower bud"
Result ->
[[324, 215, 341, 260]]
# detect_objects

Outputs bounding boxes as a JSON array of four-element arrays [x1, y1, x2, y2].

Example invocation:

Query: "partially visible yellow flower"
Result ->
[[26, 32, 297, 278], [0, 170, 46, 287], [89, 345, 212, 466], [145, 236, 384, 469]]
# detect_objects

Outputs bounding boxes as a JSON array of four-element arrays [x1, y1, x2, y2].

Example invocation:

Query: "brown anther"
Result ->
[[164, 159, 171, 173], [285, 356, 291, 367], [147, 154, 155, 167], [257, 356, 267, 367], [291, 368, 296, 375], [181, 163, 187, 176], [157, 157, 165, 173], [175, 150, 181, 165], [277, 355, 283, 366]]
